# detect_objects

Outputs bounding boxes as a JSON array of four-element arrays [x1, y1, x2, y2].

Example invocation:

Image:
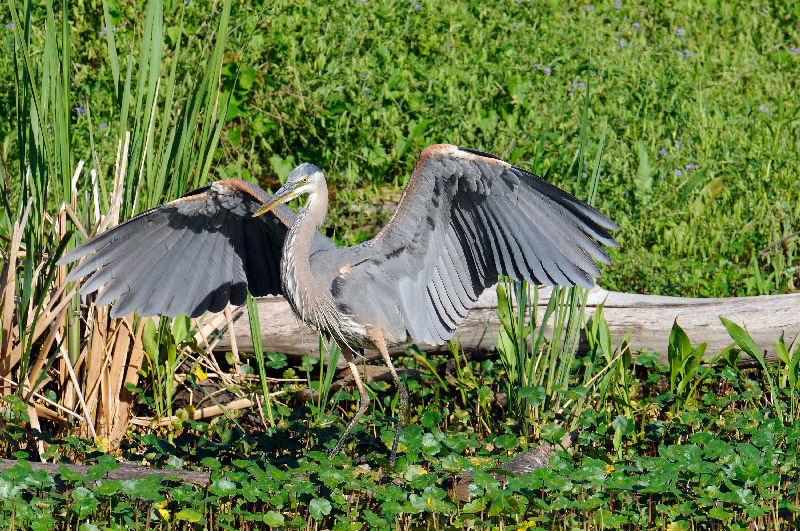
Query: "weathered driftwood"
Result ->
[[452, 429, 578, 501], [208, 286, 800, 367], [0, 458, 211, 485]]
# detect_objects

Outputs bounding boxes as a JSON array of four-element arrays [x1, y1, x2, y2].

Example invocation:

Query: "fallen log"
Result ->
[[0, 458, 211, 485], [0, 430, 577, 501], [206, 286, 800, 367]]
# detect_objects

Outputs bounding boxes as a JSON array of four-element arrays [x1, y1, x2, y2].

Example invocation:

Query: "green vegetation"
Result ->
[[1, 0, 799, 529], [0, 315, 798, 529]]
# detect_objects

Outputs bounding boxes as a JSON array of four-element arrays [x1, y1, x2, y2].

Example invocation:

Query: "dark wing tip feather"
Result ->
[[456, 146, 503, 161], [510, 167, 617, 227], [510, 166, 620, 233], [58, 243, 86, 266]]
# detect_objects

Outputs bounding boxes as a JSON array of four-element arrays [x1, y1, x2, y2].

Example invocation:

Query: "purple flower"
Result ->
[[676, 28, 685, 36], [585, 5, 594, 11], [5, 22, 13, 30], [758, 105, 771, 115], [619, 38, 626, 49], [674, 140, 681, 149], [75, 107, 86, 116], [414, 2, 419, 10], [445, 44, 450, 50], [693, 164, 699, 169], [544, 143, 550, 147], [615, 2, 621, 9], [358, 73, 370, 79], [340, 170, 345, 176], [675, 169, 682, 177], [98, 122, 107, 130], [659, 147, 667, 156], [534, 63, 541, 69], [363, 86, 370, 94], [582, 172, 588, 178], [543, 66, 551, 75], [790, 47, 800, 54], [632, 22, 640, 29], [686, 164, 693, 170], [568, 144, 574, 148], [567, 80, 586, 96]]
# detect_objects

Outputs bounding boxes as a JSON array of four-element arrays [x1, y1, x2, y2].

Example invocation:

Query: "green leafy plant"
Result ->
[[721, 317, 786, 421], [667, 319, 707, 404], [139, 314, 201, 421]]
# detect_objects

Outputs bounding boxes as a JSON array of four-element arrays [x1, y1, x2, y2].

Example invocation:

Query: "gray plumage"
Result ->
[[59, 144, 619, 464], [59, 178, 334, 318]]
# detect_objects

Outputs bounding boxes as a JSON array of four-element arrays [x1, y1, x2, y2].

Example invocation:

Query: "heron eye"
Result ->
[[302, 177, 308, 183]]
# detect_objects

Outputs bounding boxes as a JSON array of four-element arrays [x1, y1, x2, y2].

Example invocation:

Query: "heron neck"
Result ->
[[281, 181, 329, 323]]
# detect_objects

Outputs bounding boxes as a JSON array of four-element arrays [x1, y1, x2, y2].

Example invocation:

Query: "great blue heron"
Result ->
[[59, 144, 618, 464]]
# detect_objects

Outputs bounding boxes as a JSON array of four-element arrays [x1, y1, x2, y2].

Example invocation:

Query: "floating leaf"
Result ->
[[309, 498, 332, 520], [263, 511, 285, 526]]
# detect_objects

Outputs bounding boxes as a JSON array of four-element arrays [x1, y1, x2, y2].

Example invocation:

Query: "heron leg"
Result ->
[[368, 329, 408, 467], [328, 342, 370, 458]]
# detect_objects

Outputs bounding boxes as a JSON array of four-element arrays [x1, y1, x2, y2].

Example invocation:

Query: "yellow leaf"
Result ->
[[192, 365, 208, 382], [154, 500, 171, 521]]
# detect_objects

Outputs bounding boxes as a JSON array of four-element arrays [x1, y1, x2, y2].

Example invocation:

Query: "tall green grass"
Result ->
[[0, 0, 247, 438], [492, 91, 630, 438]]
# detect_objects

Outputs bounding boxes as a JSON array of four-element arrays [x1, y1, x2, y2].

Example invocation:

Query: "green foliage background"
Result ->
[[1, 1, 800, 529], [2, 0, 799, 297]]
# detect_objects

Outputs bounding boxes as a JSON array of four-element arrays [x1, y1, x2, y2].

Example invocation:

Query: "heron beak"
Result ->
[[253, 187, 297, 217]]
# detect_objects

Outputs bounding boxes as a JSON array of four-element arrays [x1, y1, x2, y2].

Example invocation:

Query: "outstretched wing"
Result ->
[[367, 144, 619, 345], [59, 178, 335, 318]]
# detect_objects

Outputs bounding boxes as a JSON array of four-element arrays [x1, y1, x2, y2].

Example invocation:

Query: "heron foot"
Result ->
[[328, 393, 370, 458], [329, 356, 371, 459], [389, 384, 410, 466]]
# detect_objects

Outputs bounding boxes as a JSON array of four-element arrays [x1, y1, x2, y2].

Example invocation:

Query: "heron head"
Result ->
[[254, 163, 324, 217]]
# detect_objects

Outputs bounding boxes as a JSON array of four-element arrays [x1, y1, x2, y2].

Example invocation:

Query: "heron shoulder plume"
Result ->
[[58, 143, 619, 464]]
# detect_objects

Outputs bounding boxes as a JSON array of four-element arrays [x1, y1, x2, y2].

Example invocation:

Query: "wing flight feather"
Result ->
[[368, 144, 618, 345]]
